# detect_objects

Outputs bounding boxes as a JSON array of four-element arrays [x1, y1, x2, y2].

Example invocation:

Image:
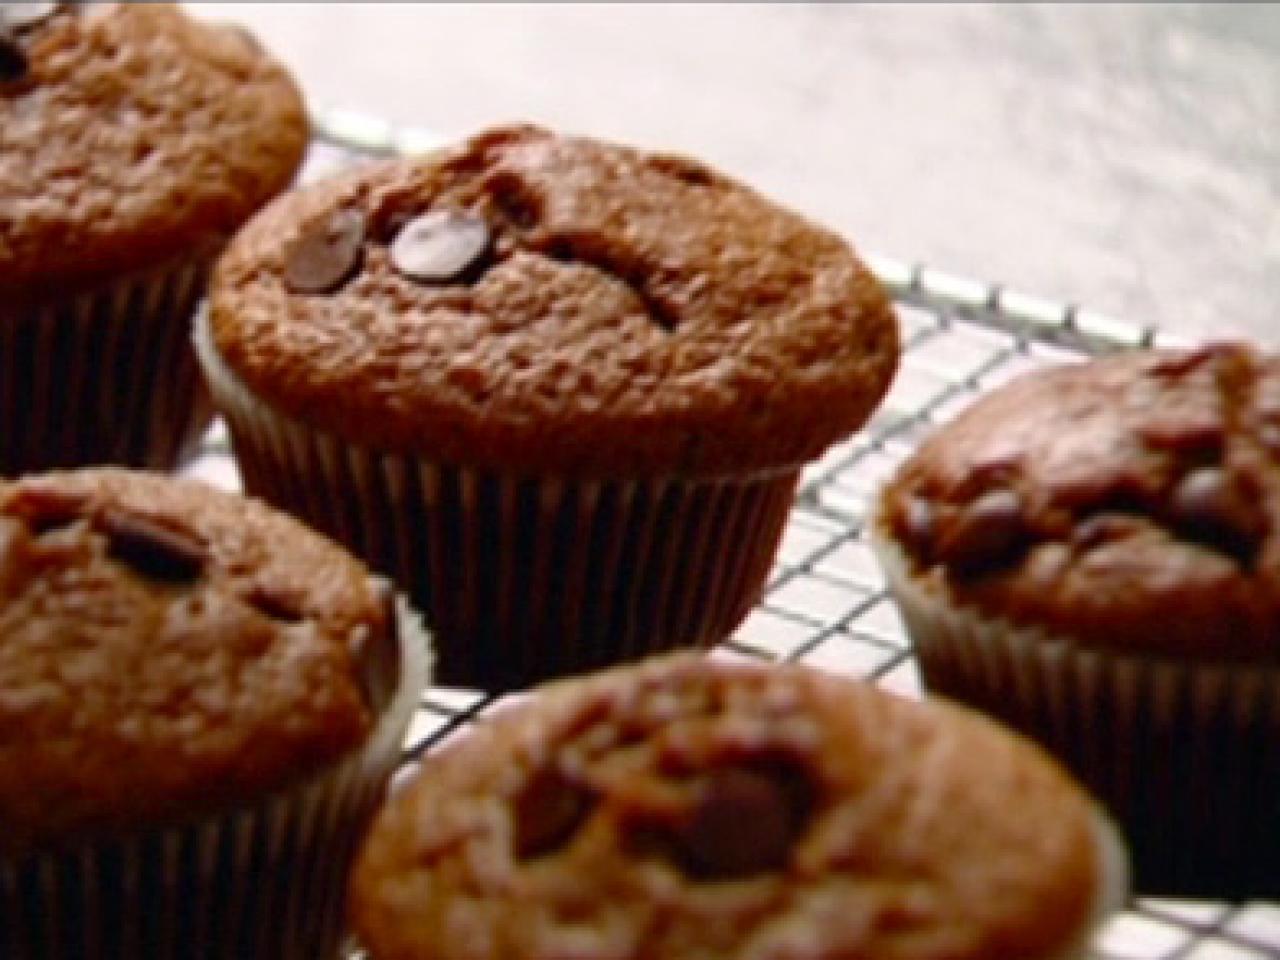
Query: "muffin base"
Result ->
[[0, 588, 430, 959], [873, 522, 1280, 899], [0, 256, 215, 475], [195, 311, 798, 691]]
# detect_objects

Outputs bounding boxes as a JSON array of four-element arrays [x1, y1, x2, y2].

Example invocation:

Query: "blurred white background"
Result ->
[[189, 3, 1280, 344]]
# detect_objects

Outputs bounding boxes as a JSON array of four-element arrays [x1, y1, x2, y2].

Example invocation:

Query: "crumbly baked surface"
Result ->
[[882, 342, 1280, 659], [0, 3, 307, 295], [351, 655, 1101, 960], [0, 468, 386, 852], [210, 124, 899, 477]]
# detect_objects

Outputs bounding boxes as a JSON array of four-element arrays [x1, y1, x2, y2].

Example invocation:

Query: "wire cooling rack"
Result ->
[[183, 110, 1280, 960]]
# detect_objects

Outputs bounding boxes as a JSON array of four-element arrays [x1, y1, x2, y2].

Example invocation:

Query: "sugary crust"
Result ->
[[351, 655, 1101, 960], [210, 125, 899, 477], [882, 343, 1280, 659], [0, 3, 307, 295], [0, 469, 385, 851]]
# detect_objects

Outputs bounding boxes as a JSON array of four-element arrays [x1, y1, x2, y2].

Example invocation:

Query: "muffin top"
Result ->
[[0, 2, 307, 295], [881, 342, 1280, 660], [209, 124, 899, 477], [350, 655, 1110, 960], [0, 468, 389, 852]]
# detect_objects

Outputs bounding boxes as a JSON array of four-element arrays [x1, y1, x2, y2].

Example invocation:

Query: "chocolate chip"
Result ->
[[246, 584, 303, 623], [0, 31, 27, 83], [896, 495, 936, 556], [1071, 514, 1141, 552], [938, 488, 1029, 575], [1170, 467, 1265, 562], [514, 766, 591, 860], [648, 152, 718, 187], [283, 208, 366, 294], [390, 209, 490, 284], [1, 2, 57, 31], [678, 767, 800, 880], [99, 509, 207, 583], [11, 487, 87, 534]]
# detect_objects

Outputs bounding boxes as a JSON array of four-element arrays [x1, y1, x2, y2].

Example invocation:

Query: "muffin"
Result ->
[[350, 654, 1125, 960], [874, 342, 1280, 896], [0, 3, 307, 472], [0, 468, 429, 958], [196, 123, 899, 690]]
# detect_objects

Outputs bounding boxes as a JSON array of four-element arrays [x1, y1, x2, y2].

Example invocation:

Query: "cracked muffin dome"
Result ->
[[0, 468, 393, 852], [350, 655, 1123, 960], [0, 2, 308, 295], [207, 123, 899, 477], [878, 342, 1280, 659]]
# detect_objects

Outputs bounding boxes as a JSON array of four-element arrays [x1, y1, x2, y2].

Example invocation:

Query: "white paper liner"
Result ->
[[194, 310, 799, 691], [0, 257, 216, 474], [0, 586, 430, 959], [871, 511, 1280, 898]]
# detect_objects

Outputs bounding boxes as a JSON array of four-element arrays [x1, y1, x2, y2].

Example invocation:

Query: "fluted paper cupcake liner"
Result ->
[[0, 589, 430, 959], [872, 520, 1280, 898], [195, 311, 798, 691], [0, 257, 215, 475]]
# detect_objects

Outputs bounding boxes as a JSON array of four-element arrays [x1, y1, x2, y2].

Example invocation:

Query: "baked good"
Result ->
[[0, 3, 307, 472], [874, 341, 1280, 895], [350, 654, 1125, 960], [197, 123, 899, 690], [0, 468, 428, 958]]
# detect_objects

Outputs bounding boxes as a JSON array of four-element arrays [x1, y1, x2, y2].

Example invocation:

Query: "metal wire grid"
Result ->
[[185, 114, 1280, 960]]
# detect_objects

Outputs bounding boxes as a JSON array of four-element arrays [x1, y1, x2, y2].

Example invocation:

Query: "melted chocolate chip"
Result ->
[[1170, 467, 1264, 563], [283, 208, 366, 295], [99, 509, 207, 583], [1, 2, 57, 31], [678, 766, 803, 881], [938, 488, 1028, 575], [0, 31, 27, 83], [390, 209, 490, 284], [514, 766, 591, 860], [246, 584, 304, 623]]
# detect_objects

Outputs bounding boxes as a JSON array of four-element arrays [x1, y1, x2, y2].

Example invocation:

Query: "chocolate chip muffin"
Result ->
[[874, 342, 1280, 896], [0, 3, 307, 472], [196, 123, 899, 690], [350, 655, 1125, 960], [0, 468, 429, 959]]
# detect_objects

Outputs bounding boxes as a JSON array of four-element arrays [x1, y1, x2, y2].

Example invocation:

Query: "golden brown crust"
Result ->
[[210, 125, 899, 477], [0, 468, 385, 852], [350, 655, 1102, 960], [0, 3, 308, 295], [881, 343, 1280, 659]]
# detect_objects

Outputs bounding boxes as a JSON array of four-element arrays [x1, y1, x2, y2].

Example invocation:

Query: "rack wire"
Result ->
[[183, 111, 1280, 960]]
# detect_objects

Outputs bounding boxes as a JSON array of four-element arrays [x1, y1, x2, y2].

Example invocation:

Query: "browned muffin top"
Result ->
[[882, 343, 1280, 659], [210, 124, 899, 477], [0, 468, 388, 852], [351, 655, 1107, 960], [0, 3, 307, 294]]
